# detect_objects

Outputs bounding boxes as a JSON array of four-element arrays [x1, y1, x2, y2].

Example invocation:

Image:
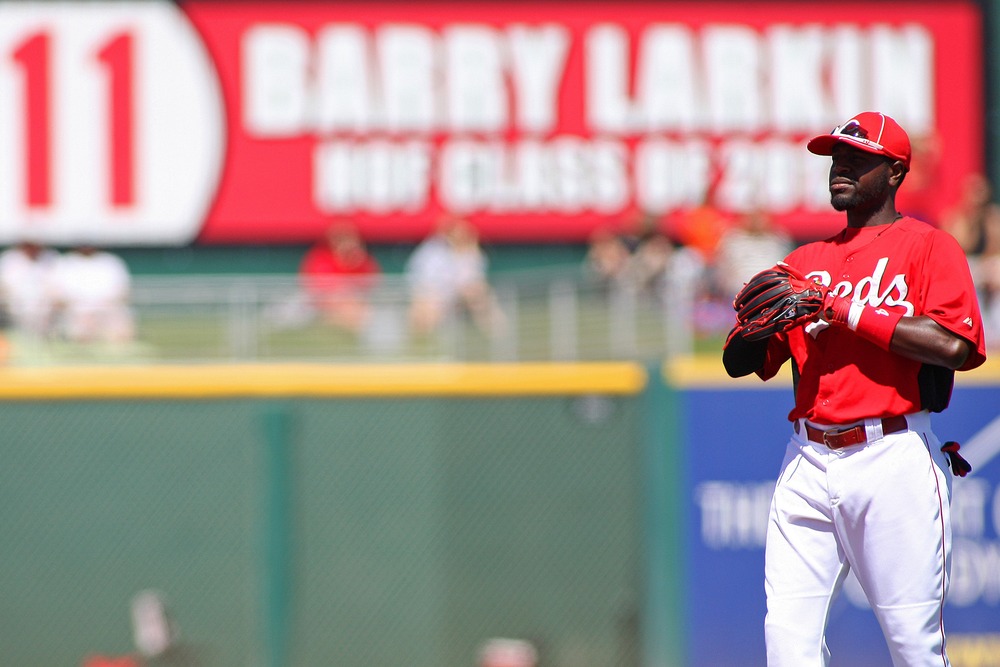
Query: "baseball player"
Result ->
[[722, 111, 987, 666]]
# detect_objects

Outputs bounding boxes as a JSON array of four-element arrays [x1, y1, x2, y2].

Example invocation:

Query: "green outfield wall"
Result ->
[[0, 363, 681, 667]]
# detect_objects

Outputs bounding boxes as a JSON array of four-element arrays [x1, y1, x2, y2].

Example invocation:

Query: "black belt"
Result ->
[[800, 415, 909, 450]]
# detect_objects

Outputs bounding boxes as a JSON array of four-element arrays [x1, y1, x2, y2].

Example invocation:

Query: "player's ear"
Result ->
[[888, 160, 908, 187]]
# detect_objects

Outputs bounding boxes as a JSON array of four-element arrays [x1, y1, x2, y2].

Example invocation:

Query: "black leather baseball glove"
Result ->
[[731, 263, 827, 341]]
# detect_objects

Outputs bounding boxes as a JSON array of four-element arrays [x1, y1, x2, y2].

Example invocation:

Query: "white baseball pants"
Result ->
[[764, 411, 954, 667]]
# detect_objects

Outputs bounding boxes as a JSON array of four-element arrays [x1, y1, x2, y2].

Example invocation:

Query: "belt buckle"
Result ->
[[822, 426, 853, 448]]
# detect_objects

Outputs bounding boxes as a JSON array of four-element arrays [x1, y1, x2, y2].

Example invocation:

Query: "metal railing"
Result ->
[[2, 266, 704, 365]]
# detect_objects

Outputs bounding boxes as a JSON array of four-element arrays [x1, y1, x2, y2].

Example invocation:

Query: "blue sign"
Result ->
[[681, 384, 1000, 667]]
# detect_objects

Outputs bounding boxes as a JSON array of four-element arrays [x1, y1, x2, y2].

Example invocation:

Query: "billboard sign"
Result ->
[[0, 1, 984, 245]]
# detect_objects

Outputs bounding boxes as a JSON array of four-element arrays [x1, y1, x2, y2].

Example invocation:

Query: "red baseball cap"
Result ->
[[807, 111, 911, 170]]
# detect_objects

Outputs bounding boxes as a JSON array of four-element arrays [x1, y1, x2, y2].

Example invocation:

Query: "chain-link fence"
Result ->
[[0, 380, 672, 667]]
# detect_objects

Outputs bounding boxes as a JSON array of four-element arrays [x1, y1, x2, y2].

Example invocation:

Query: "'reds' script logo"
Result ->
[[808, 257, 914, 315]]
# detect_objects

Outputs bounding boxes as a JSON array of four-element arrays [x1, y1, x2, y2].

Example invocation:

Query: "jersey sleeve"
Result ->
[[921, 231, 987, 371], [754, 329, 792, 380]]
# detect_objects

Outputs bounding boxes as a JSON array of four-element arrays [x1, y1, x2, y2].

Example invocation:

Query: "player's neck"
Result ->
[[845, 201, 901, 229]]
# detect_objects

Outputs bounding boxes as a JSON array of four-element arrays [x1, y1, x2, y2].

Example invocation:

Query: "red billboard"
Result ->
[[0, 1, 984, 245]]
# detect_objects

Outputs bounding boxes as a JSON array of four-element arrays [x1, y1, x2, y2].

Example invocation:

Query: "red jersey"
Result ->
[[757, 216, 987, 424], [300, 245, 380, 296]]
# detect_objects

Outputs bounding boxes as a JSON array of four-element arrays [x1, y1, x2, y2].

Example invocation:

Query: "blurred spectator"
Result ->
[[941, 173, 1000, 346], [628, 223, 674, 296], [405, 216, 505, 336], [713, 208, 793, 299], [940, 172, 1000, 261], [50, 244, 135, 344], [584, 226, 632, 291], [587, 214, 710, 306], [980, 251, 1000, 347], [626, 215, 705, 298], [477, 638, 538, 667], [0, 239, 60, 338], [131, 590, 177, 660], [670, 201, 730, 263], [299, 221, 381, 335], [895, 131, 943, 224]]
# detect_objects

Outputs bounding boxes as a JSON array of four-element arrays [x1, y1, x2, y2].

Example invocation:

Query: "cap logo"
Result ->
[[830, 118, 885, 152]]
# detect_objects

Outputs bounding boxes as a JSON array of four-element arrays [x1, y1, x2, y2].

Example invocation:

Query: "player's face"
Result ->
[[828, 144, 892, 212]]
